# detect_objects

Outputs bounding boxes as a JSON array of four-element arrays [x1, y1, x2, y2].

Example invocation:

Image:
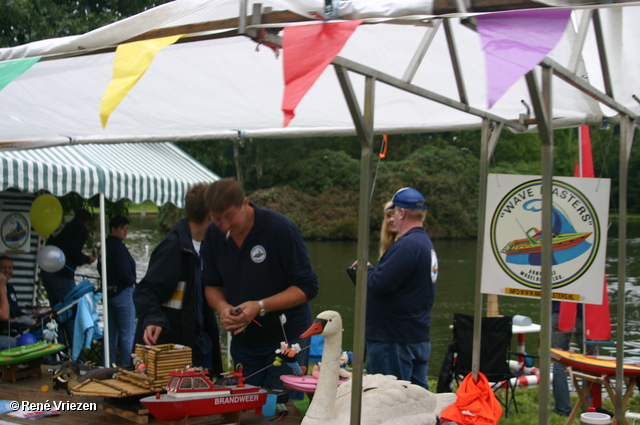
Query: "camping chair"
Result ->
[[31, 280, 103, 362], [439, 313, 536, 417]]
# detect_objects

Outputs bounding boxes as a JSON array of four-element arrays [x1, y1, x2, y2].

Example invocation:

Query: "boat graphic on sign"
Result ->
[[4, 221, 27, 242], [501, 206, 592, 266]]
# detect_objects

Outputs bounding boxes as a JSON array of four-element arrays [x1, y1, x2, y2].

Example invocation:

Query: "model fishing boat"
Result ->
[[550, 348, 640, 377], [501, 227, 591, 255], [140, 366, 268, 422]]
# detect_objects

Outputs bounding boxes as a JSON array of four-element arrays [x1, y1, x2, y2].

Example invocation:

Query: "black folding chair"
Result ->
[[438, 313, 537, 417]]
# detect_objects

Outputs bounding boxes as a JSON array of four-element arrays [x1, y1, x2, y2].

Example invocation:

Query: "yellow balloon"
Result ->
[[30, 194, 63, 238]]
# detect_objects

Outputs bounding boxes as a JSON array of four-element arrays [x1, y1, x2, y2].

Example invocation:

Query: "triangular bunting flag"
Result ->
[[574, 126, 595, 178], [100, 35, 183, 128], [282, 20, 363, 127], [0, 57, 40, 92], [476, 10, 571, 108], [585, 276, 611, 340], [560, 126, 611, 340]]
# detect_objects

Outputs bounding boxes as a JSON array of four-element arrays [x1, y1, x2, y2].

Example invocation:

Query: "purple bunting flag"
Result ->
[[477, 10, 571, 108]]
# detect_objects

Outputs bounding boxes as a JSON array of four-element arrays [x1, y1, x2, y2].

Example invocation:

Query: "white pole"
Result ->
[[99, 193, 110, 367]]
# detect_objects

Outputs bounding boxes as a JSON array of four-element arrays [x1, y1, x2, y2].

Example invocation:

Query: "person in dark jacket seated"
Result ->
[[0, 256, 36, 350], [133, 183, 223, 378], [98, 215, 136, 367]]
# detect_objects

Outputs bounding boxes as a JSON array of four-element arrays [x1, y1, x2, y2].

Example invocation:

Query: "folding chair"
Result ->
[[443, 313, 533, 417], [30, 280, 102, 362]]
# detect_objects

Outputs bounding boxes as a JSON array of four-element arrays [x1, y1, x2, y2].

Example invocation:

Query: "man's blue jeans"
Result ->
[[107, 286, 135, 367], [366, 340, 431, 390]]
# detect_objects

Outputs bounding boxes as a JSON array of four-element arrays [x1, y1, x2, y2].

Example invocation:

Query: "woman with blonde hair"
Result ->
[[379, 201, 399, 258]]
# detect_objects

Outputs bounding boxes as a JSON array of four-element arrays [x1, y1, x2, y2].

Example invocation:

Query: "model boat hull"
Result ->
[[0, 342, 65, 365], [141, 387, 268, 421], [551, 348, 640, 377], [503, 231, 591, 255]]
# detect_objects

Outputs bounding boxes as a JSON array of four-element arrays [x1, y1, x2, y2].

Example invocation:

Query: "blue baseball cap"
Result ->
[[386, 187, 426, 210]]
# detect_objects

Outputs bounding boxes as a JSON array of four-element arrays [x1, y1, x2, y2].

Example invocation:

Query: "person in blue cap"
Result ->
[[351, 187, 438, 389]]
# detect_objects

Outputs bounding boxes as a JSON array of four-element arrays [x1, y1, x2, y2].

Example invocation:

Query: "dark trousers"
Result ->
[[41, 271, 76, 350]]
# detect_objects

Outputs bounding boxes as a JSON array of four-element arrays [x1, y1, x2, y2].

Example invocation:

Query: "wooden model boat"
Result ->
[[550, 348, 640, 377]]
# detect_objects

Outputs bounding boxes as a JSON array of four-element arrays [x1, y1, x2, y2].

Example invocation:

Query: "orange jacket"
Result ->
[[440, 372, 503, 425]]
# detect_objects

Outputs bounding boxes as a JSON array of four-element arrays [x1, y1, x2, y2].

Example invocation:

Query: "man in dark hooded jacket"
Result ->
[[133, 183, 223, 377]]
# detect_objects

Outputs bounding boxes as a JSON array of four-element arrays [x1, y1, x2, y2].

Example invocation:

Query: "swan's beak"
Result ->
[[299, 318, 328, 339]]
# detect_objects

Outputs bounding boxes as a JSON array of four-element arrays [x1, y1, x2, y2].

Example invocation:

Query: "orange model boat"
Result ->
[[550, 348, 640, 377]]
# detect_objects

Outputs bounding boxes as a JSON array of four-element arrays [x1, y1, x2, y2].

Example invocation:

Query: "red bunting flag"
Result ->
[[282, 20, 363, 127], [558, 126, 611, 341]]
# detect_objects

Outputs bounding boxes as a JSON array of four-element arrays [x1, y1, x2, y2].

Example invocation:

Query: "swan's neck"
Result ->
[[306, 331, 342, 420]]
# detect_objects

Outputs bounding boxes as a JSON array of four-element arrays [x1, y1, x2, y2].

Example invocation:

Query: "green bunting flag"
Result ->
[[0, 57, 41, 92]]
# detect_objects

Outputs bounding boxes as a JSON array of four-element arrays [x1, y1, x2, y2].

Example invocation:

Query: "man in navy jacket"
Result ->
[[42, 208, 96, 348], [201, 178, 318, 397], [134, 183, 223, 377], [356, 187, 438, 390]]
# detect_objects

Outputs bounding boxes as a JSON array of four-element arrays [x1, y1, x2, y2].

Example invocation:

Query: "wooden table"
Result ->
[[564, 367, 636, 425]]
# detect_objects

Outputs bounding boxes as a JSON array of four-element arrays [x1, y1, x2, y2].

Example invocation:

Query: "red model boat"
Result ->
[[140, 367, 267, 422]]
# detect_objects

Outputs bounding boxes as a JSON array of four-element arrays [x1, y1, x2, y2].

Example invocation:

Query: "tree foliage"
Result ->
[[0, 0, 170, 47], [193, 126, 639, 240]]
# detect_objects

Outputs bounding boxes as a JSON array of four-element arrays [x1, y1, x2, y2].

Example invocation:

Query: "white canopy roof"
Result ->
[[0, 0, 639, 150], [0, 142, 220, 206]]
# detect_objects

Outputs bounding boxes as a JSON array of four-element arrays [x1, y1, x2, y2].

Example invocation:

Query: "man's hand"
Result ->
[[143, 325, 163, 345], [89, 251, 97, 264], [219, 303, 258, 335]]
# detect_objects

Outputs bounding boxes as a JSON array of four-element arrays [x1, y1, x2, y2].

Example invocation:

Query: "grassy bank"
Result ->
[[609, 212, 640, 221]]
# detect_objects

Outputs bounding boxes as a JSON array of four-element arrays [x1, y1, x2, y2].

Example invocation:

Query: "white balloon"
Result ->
[[37, 245, 66, 273]]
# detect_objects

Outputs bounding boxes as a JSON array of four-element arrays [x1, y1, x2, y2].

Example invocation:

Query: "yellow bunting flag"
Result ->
[[100, 35, 183, 128]]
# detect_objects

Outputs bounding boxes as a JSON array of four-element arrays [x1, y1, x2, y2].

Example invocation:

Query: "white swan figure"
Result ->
[[300, 310, 456, 425]]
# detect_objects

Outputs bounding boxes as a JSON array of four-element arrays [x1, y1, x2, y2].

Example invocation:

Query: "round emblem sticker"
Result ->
[[430, 249, 438, 283], [490, 179, 599, 289], [250, 245, 266, 263], [2, 213, 29, 250]]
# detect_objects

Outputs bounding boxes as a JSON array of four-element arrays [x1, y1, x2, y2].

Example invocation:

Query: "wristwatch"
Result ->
[[257, 300, 267, 317]]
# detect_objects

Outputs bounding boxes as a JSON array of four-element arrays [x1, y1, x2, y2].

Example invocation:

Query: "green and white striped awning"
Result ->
[[0, 142, 219, 207]]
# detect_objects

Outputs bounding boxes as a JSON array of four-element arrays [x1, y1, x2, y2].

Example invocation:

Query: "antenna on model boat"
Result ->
[[279, 314, 288, 345]]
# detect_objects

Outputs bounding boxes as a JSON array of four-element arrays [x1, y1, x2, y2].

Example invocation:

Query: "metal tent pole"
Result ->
[[334, 64, 375, 425], [99, 193, 110, 367], [526, 66, 554, 425], [615, 115, 634, 422], [472, 119, 502, 380]]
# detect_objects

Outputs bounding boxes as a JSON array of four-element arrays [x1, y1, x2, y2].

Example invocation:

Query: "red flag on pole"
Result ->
[[558, 126, 611, 340], [282, 20, 363, 127]]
